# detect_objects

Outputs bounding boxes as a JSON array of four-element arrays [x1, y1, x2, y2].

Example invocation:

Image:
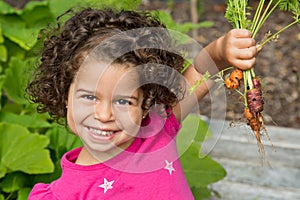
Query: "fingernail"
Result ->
[[256, 44, 262, 52]]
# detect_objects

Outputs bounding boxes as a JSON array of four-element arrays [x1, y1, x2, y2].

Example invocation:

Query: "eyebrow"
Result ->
[[75, 89, 95, 94]]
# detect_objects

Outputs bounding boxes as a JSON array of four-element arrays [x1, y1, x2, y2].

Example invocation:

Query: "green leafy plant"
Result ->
[[0, 0, 221, 199]]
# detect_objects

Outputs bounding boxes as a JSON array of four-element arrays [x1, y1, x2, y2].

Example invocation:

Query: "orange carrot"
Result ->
[[225, 69, 243, 89]]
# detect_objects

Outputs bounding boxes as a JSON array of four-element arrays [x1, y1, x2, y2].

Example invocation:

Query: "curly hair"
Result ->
[[26, 8, 186, 121]]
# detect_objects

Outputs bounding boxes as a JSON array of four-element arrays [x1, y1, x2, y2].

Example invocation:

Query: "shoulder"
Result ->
[[28, 183, 57, 200], [28, 147, 82, 200], [141, 109, 181, 140]]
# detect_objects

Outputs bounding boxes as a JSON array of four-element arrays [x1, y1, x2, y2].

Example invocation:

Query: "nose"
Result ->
[[94, 101, 114, 122]]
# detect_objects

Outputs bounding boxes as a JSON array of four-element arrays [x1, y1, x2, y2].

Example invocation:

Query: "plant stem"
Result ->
[[235, 87, 245, 97], [250, 68, 255, 78], [252, 0, 273, 37], [211, 66, 234, 79], [259, 19, 299, 47], [247, 71, 253, 89], [254, 1, 283, 39], [250, 0, 265, 32], [243, 70, 248, 106]]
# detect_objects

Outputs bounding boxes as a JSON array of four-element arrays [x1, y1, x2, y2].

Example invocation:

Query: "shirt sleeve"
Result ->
[[28, 183, 57, 200]]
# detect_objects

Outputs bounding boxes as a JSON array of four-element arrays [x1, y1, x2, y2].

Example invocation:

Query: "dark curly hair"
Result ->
[[26, 8, 186, 121]]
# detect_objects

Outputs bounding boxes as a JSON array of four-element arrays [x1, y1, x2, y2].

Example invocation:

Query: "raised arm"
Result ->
[[173, 29, 258, 122]]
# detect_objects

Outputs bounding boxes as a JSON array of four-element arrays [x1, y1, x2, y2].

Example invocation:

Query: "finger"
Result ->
[[230, 29, 252, 38], [233, 38, 256, 49], [232, 57, 256, 70], [235, 46, 257, 59], [256, 44, 262, 53]]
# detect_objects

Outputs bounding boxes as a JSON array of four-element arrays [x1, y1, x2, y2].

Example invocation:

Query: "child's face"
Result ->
[[67, 61, 144, 157]]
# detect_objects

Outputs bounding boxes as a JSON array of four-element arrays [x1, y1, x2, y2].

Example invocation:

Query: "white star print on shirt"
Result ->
[[99, 178, 114, 193], [164, 160, 175, 175]]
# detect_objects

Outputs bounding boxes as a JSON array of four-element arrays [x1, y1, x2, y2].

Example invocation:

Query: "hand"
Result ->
[[220, 29, 257, 70]]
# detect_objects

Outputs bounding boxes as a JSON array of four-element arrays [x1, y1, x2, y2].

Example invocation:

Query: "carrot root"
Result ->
[[225, 69, 243, 89], [246, 88, 264, 113]]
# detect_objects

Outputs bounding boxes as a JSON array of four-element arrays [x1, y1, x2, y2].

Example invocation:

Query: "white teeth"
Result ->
[[88, 127, 114, 136]]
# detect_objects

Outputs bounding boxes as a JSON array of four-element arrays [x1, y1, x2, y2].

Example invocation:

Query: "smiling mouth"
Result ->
[[88, 127, 115, 137]]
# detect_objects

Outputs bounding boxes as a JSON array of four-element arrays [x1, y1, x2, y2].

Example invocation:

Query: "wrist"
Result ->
[[193, 35, 229, 76], [206, 35, 228, 72], [214, 35, 229, 70]]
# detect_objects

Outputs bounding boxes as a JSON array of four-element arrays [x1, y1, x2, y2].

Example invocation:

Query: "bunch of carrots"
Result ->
[[225, 68, 271, 157], [223, 0, 300, 159]]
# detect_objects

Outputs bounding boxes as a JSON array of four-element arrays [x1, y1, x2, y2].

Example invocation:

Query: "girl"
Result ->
[[27, 8, 257, 200]]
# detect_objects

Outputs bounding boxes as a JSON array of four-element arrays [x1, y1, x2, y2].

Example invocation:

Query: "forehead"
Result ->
[[74, 61, 140, 92]]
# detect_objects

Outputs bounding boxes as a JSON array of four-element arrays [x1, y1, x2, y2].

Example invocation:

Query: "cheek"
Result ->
[[67, 108, 79, 136], [114, 108, 143, 134], [67, 100, 94, 136]]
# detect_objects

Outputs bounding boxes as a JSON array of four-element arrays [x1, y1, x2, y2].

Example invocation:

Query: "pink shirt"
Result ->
[[28, 112, 194, 200]]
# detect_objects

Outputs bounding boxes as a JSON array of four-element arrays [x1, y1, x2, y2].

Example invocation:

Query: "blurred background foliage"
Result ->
[[0, 0, 224, 199]]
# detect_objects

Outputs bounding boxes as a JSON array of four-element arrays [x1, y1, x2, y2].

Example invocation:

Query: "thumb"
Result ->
[[256, 44, 262, 53]]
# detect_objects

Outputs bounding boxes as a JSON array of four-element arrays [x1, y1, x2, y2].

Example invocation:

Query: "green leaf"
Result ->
[[29, 126, 81, 184], [0, 112, 51, 128], [153, 10, 213, 34], [181, 142, 226, 187], [0, 172, 27, 193], [20, 1, 54, 27], [0, 194, 4, 200], [48, 0, 89, 17], [225, 0, 249, 29], [191, 186, 212, 200], [177, 115, 212, 147], [0, 75, 5, 110], [152, 10, 212, 45], [3, 57, 36, 104], [17, 187, 31, 200], [0, 15, 39, 50], [46, 124, 82, 159], [0, 1, 16, 15], [278, 0, 300, 12], [87, 0, 142, 11], [0, 44, 7, 62], [31, 159, 62, 184], [0, 123, 54, 174], [21, 1, 49, 13], [4, 38, 26, 60], [0, 25, 4, 43], [178, 115, 226, 191], [0, 164, 6, 179]]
